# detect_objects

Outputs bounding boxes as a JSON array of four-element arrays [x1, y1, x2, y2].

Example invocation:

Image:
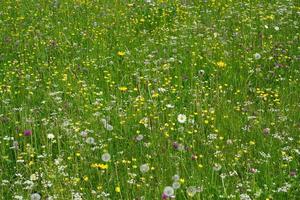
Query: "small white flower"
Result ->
[[213, 163, 222, 171], [166, 104, 174, 108], [274, 26, 280, 31], [14, 195, 24, 200], [31, 193, 41, 200], [163, 186, 174, 197], [47, 133, 55, 140], [140, 164, 150, 173], [240, 193, 251, 200], [177, 114, 187, 123], [254, 53, 261, 60], [30, 174, 38, 181], [101, 153, 111, 162]]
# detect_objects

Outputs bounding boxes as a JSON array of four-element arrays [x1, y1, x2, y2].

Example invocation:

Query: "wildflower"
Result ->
[[80, 130, 88, 137], [254, 53, 261, 60], [172, 181, 180, 189], [163, 186, 174, 197], [191, 154, 198, 160], [177, 114, 187, 123], [263, 128, 270, 135], [198, 69, 205, 76], [166, 104, 174, 108], [213, 163, 222, 171], [172, 174, 180, 181], [240, 194, 251, 200], [30, 174, 38, 181], [216, 61, 226, 68], [140, 164, 150, 173], [161, 193, 168, 200], [249, 168, 258, 174], [47, 133, 55, 140], [24, 130, 32, 136], [290, 170, 297, 177], [101, 153, 111, 162], [104, 123, 113, 131], [173, 142, 184, 151], [91, 163, 108, 170], [86, 137, 95, 144], [186, 186, 197, 197], [135, 134, 144, 141], [12, 141, 19, 150], [115, 186, 121, 193], [118, 86, 128, 92], [30, 193, 41, 200], [117, 51, 125, 56]]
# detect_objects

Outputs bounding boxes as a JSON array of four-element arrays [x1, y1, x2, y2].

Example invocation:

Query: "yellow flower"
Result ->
[[91, 163, 108, 170], [117, 51, 125, 56], [216, 61, 226, 68], [151, 92, 159, 98], [115, 186, 121, 193], [118, 86, 128, 92]]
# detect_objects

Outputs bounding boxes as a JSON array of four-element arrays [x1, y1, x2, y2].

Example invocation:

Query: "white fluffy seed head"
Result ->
[[101, 153, 111, 162], [140, 164, 150, 173], [31, 193, 41, 200], [163, 186, 174, 197], [172, 181, 181, 189]]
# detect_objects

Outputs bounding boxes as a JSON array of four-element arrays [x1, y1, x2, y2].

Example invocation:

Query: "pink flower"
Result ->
[[161, 193, 168, 200], [24, 130, 32, 136]]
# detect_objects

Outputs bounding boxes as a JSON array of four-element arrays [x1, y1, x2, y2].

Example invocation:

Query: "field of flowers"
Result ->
[[0, 0, 299, 199]]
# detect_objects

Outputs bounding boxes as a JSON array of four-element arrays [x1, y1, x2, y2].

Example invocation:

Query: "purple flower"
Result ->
[[161, 193, 168, 200], [24, 130, 32, 136]]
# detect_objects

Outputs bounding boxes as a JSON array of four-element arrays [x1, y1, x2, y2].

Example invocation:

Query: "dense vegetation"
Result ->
[[0, 0, 299, 199]]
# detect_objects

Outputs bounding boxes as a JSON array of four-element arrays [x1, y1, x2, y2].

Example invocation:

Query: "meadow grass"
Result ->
[[0, 0, 299, 199]]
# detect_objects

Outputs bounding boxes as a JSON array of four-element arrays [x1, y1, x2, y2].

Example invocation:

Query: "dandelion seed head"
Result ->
[[101, 153, 111, 162]]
